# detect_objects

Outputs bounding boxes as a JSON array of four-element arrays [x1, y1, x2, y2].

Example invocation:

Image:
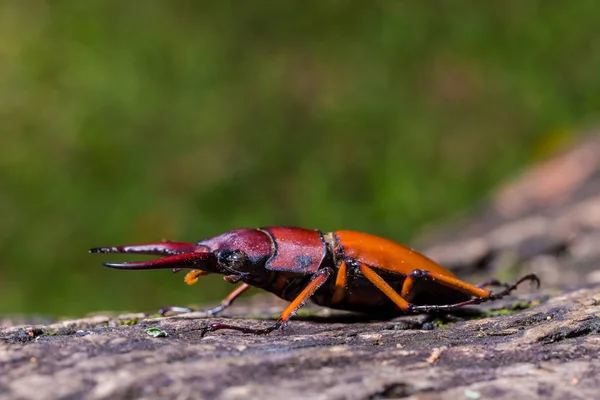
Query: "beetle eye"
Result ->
[[218, 250, 249, 271]]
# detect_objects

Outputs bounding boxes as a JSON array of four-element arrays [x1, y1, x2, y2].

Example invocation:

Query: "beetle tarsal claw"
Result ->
[[527, 274, 541, 289]]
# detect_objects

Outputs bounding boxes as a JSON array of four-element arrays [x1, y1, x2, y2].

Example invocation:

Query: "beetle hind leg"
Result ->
[[358, 263, 539, 314], [200, 268, 333, 336], [400, 269, 492, 302], [406, 273, 540, 313], [476, 278, 511, 290]]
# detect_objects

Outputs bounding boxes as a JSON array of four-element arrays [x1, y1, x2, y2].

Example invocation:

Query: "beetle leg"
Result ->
[[406, 274, 540, 313], [331, 261, 348, 304], [359, 264, 411, 310], [476, 278, 510, 290], [159, 283, 252, 316], [204, 283, 252, 315], [401, 269, 491, 301], [360, 264, 539, 313], [200, 268, 333, 336], [158, 306, 196, 314]]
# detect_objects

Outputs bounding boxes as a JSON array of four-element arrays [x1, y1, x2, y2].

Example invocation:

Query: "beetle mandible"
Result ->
[[90, 227, 539, 335]]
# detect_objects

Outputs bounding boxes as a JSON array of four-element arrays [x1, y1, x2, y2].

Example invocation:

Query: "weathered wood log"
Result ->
[[2, 132, 600, 400], [1, 287, 599, 400]]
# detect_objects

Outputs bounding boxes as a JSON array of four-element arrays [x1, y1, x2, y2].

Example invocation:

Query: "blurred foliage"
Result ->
[[1, 1, 599, 316]]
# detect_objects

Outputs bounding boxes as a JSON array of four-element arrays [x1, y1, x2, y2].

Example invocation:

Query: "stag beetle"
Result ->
[[91, 227, 539, 335]]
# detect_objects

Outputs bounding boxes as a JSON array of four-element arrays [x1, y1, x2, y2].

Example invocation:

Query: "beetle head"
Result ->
[[90, 229, 273, 278]]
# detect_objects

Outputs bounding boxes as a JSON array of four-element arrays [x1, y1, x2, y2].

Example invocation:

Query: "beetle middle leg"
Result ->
[[159, 283, 251, 316], [200, 267, 333, 336], [331, 261, 348, 303]]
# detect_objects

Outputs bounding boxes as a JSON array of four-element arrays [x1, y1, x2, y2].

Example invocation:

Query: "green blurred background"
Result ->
[[2, 2, 600, 317]]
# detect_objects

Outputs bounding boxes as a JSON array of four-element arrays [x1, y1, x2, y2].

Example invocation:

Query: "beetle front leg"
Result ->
[[200, 268, 333, 336], [160, 283, 252, 316]]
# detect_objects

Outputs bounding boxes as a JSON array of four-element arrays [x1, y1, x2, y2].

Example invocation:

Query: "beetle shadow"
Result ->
[[291, 307, 487, 325]]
